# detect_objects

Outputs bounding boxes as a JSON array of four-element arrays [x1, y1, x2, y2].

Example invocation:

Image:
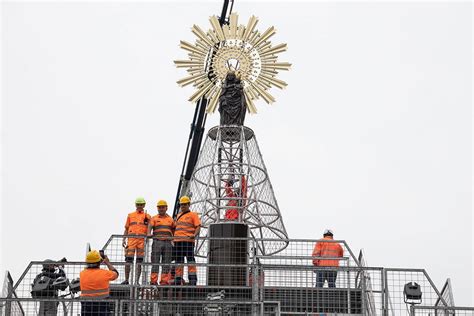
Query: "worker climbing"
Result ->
[[223, 175, 247, 221], [174, 196, 201, 285], [148, 199, 174, 285], [122, 197, 151, 285]]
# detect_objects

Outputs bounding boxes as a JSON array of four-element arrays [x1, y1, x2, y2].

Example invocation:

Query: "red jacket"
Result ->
[[224, 176, 247, 220]]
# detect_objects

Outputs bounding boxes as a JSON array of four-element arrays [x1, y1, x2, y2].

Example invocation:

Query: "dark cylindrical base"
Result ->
[[207, 223, 249, 286]]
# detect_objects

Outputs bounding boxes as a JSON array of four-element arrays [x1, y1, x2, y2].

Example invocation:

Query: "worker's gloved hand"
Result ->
[[122, 239, 127, 248]]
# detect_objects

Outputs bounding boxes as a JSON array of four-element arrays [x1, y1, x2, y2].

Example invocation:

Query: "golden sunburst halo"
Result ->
[[174, 13, 291, 114]]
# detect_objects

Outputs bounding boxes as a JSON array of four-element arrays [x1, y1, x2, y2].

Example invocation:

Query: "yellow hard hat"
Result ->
[[86, 250, 102, 264], [135, 197, 146, 204], [157, 200, 168, 207], [179, 196, 191, 204]]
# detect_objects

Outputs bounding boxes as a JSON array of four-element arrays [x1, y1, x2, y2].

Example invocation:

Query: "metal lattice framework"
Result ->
[[187, 125, 288, 256]]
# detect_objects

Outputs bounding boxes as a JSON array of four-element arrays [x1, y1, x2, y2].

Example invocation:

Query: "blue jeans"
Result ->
[[316, 270, 337, 288]]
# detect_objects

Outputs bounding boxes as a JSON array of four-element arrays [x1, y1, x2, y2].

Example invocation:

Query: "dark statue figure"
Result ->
[[218, 72, 247, 126]]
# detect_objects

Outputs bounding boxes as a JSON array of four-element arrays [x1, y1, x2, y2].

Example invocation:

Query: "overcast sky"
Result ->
[[2, 0, 472, 306]]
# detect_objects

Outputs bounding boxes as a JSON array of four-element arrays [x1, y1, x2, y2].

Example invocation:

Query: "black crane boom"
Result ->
[[173, 0, 234, 218]]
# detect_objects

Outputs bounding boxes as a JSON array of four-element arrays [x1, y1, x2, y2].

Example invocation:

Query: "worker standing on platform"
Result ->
[[312, 229, 344, 288], [31, 258, 67, 316], [80, 250, 118, 316], [122, 197, 151, 285], [174, 196, 201, 285], [148, 200, 174, 285]]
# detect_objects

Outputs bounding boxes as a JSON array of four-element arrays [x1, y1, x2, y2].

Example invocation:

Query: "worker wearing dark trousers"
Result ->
[[174, 196, 201, 285], [32, 259, 67, 316], [148, 200, 174, 285], [312, 229, 344, 288], [80, 250, 118, 316]]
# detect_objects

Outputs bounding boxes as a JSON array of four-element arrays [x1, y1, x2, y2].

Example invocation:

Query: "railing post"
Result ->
[[361, 268, 367, 316], [382, 268, 388, 316], [347, 268, 351, 314]]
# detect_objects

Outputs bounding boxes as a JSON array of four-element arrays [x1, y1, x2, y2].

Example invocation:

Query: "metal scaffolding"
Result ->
[[185, 125, 289, 257]]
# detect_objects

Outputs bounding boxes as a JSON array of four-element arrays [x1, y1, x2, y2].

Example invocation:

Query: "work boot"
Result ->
[[121, 280, 129, 285]]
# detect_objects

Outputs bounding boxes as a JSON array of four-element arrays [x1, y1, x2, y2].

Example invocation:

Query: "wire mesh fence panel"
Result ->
[[356, 268, 385, 316], [0, 298, 118, 316], [436, 279, 455, 307], [11, 262, 130, 300], [261, 265, 364, 315], [385, 269, 447, 316], [256, 239, 359, 268], [412, 306, 474, 316], [6, 239, 464, 315], [119, 299, 263, 316]]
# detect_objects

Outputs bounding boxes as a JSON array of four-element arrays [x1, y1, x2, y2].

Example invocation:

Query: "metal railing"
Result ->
[[1, 236, 469, 315], [0, 298, 119, 316], [411, 306, 474, 316], [436, 279, 455, 307]]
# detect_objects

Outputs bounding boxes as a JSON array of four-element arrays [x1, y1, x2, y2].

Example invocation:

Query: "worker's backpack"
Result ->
[[31, 274, 53, 298]]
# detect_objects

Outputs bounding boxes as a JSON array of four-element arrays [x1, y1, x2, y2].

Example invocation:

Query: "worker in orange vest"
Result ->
[[312, 229, 344, 288], [122, 197, 151, 285], [174, 196, 201, 285], [80, 250, 118, 315], [148, 199, 174, 285]]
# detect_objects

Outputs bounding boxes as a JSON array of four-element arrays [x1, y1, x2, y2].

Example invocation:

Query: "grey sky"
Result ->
[[2, 1, 472, 305]]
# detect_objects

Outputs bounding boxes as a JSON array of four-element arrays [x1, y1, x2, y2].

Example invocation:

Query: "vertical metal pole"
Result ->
[[141, 236, 148, 285], [382, 269, 388, 316], [113, 300, 118, 316], [217, 130, 223, 222], [347, 269, 351, 314], [361, 269, 367, 315]]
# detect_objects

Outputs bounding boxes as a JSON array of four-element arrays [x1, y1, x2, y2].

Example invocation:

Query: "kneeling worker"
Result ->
[[80, 250, 118, 316], [174, 196, 201, 285], [148, 199, 174, 285]]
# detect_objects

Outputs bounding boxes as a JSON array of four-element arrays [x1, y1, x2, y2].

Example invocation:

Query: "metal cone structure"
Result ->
[[188, 125, 289, 256]]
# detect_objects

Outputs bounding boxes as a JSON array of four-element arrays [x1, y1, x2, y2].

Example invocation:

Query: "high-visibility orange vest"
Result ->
[[174, 211, 200, 242], [150, 214, 174, 240], [312, 236, 344, 267], [125, 211, 151, 235], [80, 268, 118, 298]]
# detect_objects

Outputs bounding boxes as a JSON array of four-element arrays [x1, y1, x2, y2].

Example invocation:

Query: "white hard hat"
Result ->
[[323, 229, 334, 236]]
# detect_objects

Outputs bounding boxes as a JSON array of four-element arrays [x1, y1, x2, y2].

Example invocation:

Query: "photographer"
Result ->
[[80, 250, 118, 316], [31, 258, 67, 316]]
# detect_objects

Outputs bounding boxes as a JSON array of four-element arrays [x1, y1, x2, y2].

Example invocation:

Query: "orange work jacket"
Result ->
[[150, 214, 174, 240], [312, 236, 344, 267], [125, 210, 151, 235], [174, 211, 201, 242], [224, 176, 248, 220], [80, 268, 118, 298]]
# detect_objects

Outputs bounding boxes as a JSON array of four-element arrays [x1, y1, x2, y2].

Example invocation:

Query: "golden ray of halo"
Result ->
[[175, 13, 290, 113]]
